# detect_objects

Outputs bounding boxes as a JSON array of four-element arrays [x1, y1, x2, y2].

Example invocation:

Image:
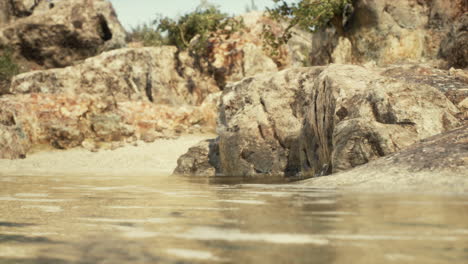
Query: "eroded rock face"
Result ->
[[0, 93, 215, 155], [10, 47, 220, 105], [0, 0, 126, 68], [217, 68, 325, 177], [301, 125, 468, 192], [300, 65, 461, 177], [308, 0, 467, 67], [175, 64, 463, 178]]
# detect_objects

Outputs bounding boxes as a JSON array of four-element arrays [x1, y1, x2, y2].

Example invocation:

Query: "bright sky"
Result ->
[[109, 0, 278, 30]]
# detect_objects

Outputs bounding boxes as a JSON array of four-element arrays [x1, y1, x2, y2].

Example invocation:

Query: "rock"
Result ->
[[0, 0, 126, 68], [439, 13, 468, 69], [301, 125, 468, 193], [47, 125, 84, 149], [0, 0, 37, 26], [459, 98, 468, 123], [9, 47, 220, 106], [173, 138, 220, 177], [204, 13, 279, 87], [0, 93, 217, 157], [307, 0, 467, 67], [0, 124, 30, 159], [90, 113, 135, 142], [216, 67, 325, 177], [175, 64, 462, 178], [380, 64, 468, 123], [300, 64, 461, 177]]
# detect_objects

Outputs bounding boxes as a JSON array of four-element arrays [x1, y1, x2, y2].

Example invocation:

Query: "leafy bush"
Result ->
[[0, 47, 19, 88], [155, 6, 244, 56], [127, 23, 166, 47], [263, 0, 352, 52]]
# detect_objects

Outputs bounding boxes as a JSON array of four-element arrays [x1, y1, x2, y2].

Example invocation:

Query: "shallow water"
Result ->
[[0, 175, 467, 264]]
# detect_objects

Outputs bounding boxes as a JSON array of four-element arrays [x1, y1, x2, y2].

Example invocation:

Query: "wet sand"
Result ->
[[0, 134, 214, 177]]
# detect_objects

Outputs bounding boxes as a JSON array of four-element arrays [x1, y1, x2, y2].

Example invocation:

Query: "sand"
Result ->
[[0, 134, 214, 177]]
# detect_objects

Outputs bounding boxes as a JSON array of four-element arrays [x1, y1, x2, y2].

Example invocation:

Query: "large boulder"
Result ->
[[299, 64, 461, 177], [9, 47, 219, 105], [301, 125, 468, 193], [217, 68, 325, 177], [174, 64, 463, 178], [308, 0, 467, 67], [0, 0, 126, 68]]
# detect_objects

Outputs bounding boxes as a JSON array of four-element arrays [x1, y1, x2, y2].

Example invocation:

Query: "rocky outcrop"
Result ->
[[308, 0, 468, 67], [9, 47, 219, 105], [301, 125, 468, 192], [300, 64, 461, 177], [0, 0, 126, 68], [173, 138, 220, 176], [0, 46, 222, 159], [0, 92, 215, 158], [381, 64, 468, 124], [174, 64, 463, 178], [217, 68, 324, 177]]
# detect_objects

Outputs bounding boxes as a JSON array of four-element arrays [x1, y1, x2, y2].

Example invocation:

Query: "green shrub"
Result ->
[[263, 0, 352, 52], [155, 6, 244, 56], [127, 23, 166, 47], [0, 47, 19, 86]]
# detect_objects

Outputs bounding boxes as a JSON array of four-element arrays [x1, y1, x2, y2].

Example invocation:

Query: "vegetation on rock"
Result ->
[[127, 23, 166, 47], [263, 0, 352, 54], [128, 1, 244, 59]]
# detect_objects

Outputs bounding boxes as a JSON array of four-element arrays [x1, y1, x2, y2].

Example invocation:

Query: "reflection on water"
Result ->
[[0, 175, 467, 264]]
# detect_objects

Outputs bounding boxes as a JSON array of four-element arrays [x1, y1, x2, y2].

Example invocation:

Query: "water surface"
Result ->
[[0, 175, 467, 263]]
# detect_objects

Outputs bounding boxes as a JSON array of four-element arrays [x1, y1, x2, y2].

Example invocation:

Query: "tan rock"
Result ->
[[173, 138, 220, 177], [301, 125, 468, 193], [300, 64, 461, 177], [0, 124, 30, 159], [175, 64, 462, 178], [10, 47, 220, 106], [308, 0, 467, 67], [0, 93, 217, 158], [0, 0, 126, 68]]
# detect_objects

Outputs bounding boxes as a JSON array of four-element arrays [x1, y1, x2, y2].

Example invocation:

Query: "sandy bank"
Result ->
[[0, 134, 213, 177]]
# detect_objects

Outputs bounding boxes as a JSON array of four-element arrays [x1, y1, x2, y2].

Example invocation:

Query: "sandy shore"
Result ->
[[0, 134, 214, 177]]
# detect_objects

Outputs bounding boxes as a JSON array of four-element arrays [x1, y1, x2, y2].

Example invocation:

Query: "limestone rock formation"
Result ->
[[381, 64, 468, 124], [301, 125, 468, 192], [173, 138, 220, 176], [0, 93, 215, 159], [0, 0, 126, 68], [300, 65, 461, 177], [217, 68, 324, 177], [307, 0, 467, 67], [10, 47, 219, 105], [175, 64, 463, 178], [0, 45, 225, 159]]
